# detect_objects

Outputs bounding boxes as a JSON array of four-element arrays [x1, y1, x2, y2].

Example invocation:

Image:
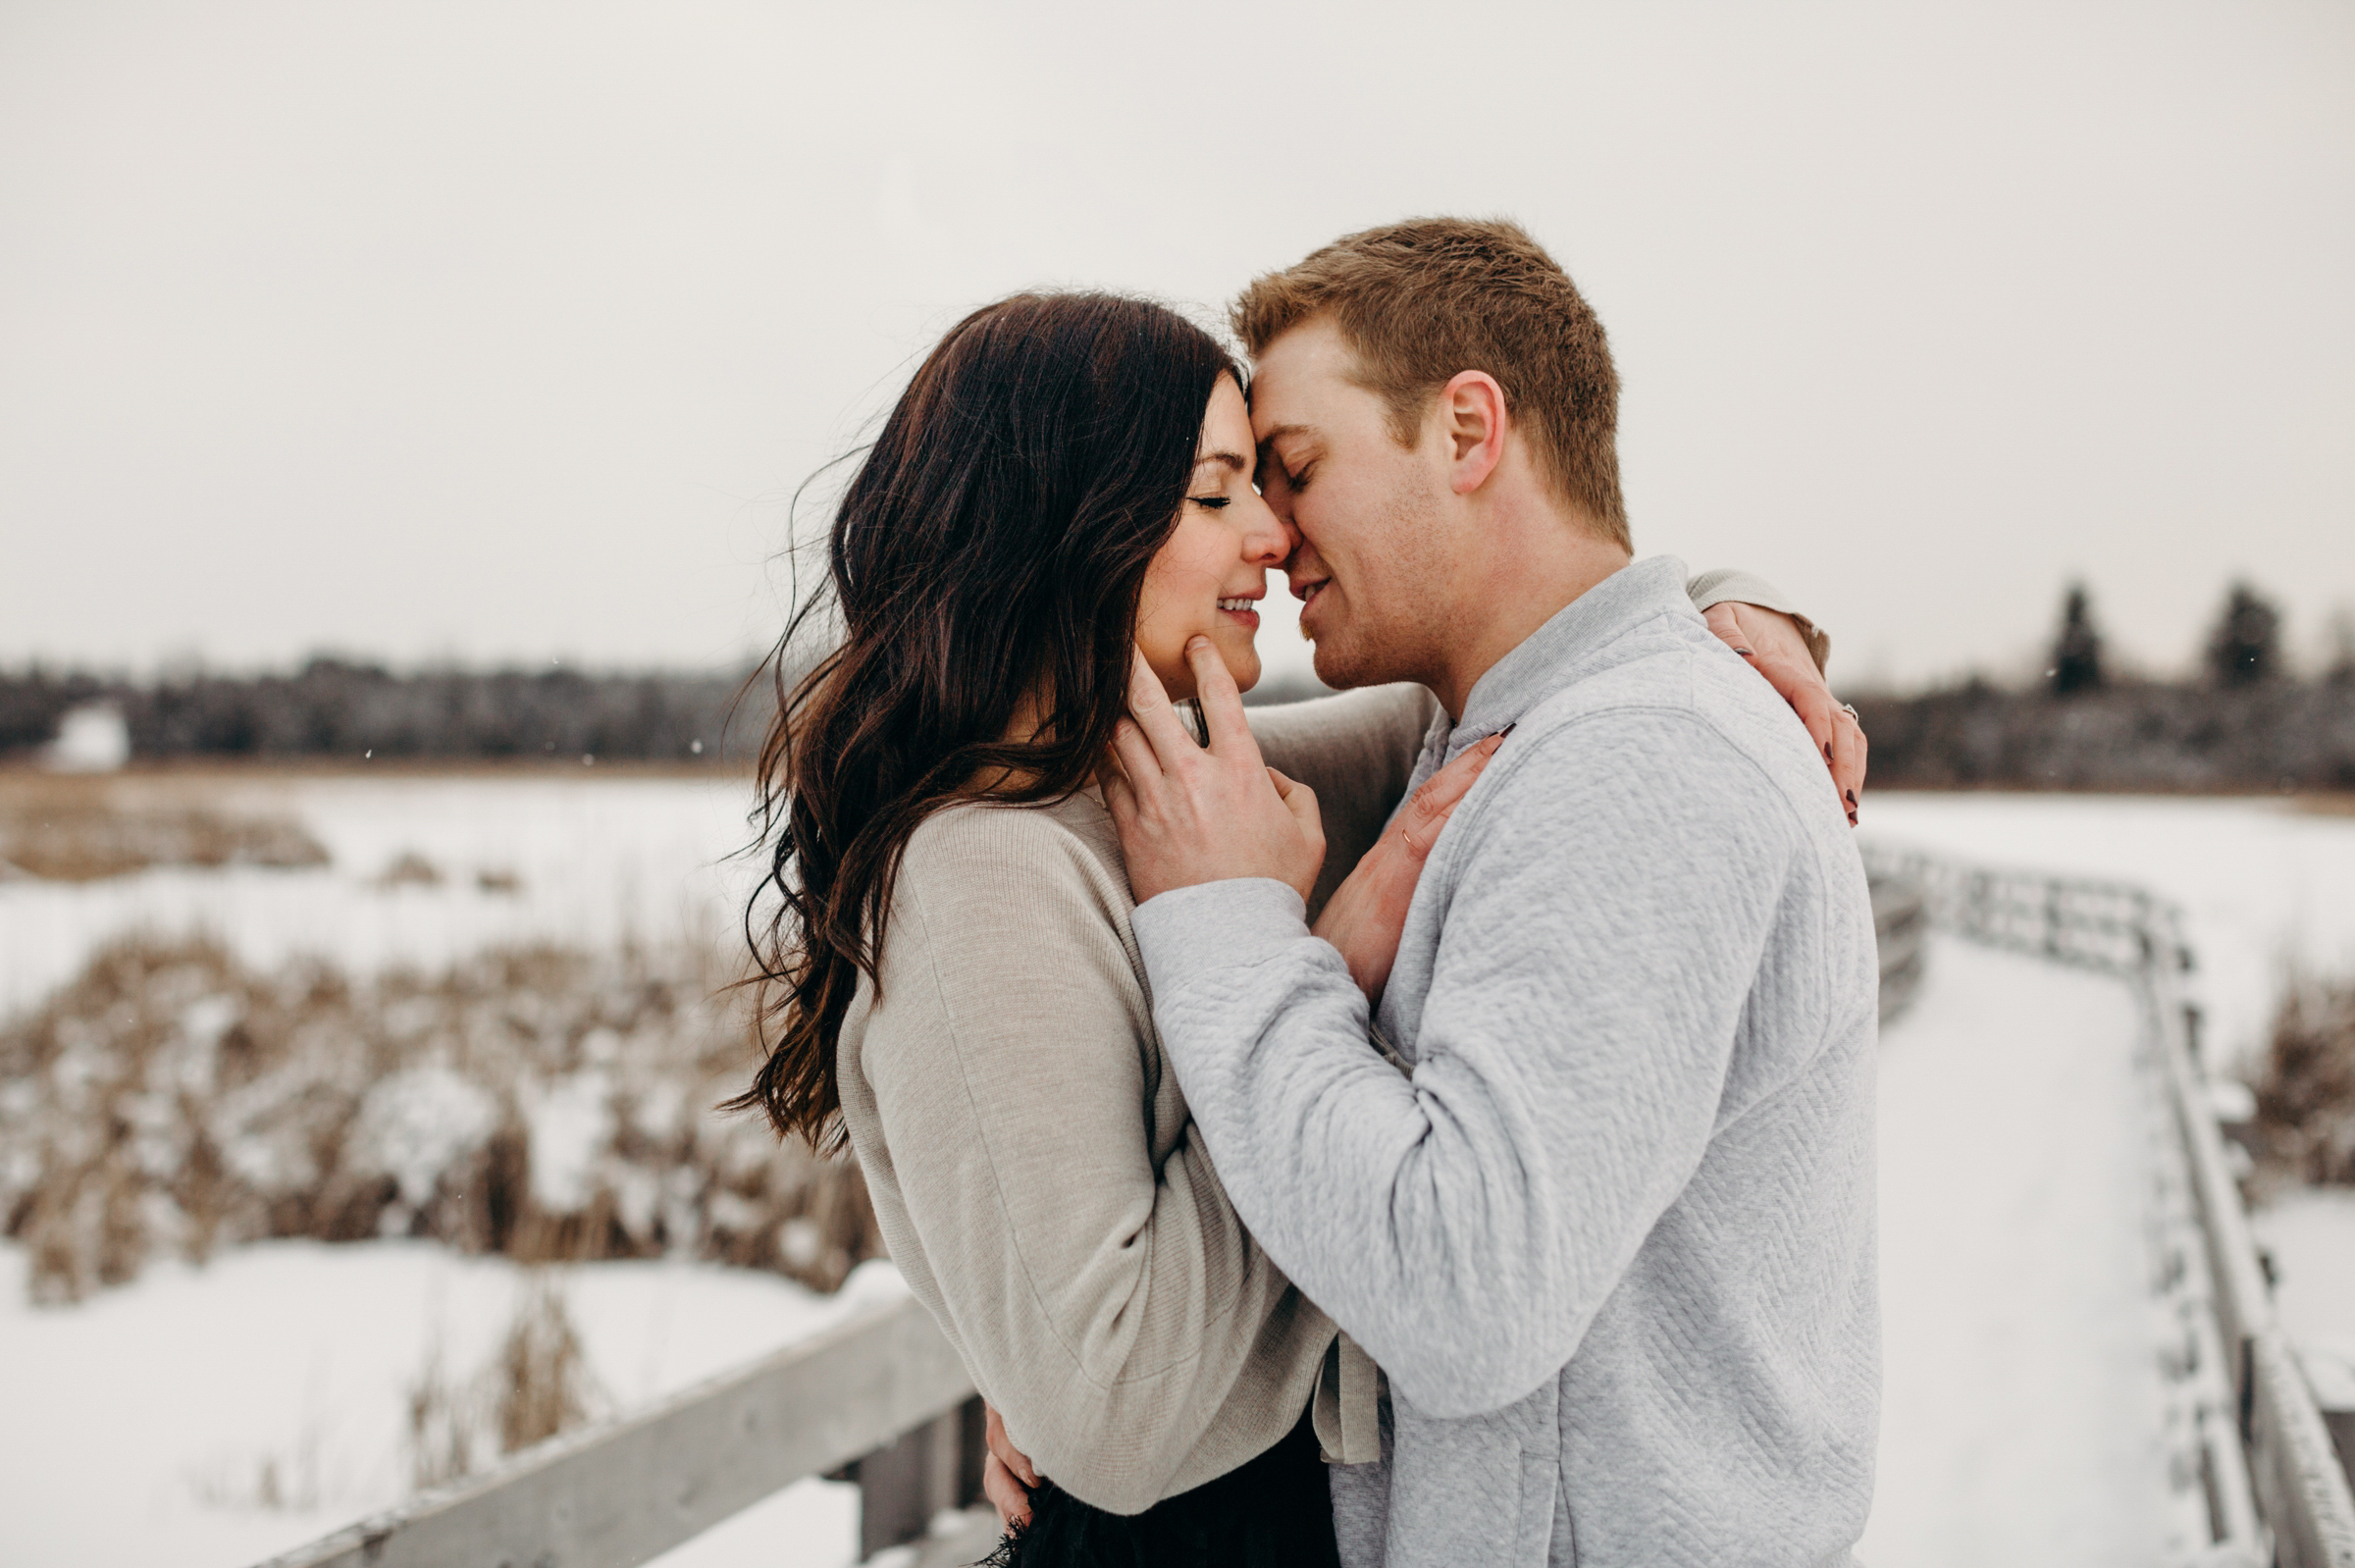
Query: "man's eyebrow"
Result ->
[[1192, 450, 1248, 473]]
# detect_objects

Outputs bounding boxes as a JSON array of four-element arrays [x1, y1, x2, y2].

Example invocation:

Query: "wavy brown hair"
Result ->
[[732, 292, 1238, 1150]]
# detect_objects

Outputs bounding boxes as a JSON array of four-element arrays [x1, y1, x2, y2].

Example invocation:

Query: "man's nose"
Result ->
[[1285, 538, 1326, 591]]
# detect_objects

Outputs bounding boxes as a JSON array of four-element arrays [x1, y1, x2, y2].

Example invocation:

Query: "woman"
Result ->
[[736, 291, 1831, 1562]]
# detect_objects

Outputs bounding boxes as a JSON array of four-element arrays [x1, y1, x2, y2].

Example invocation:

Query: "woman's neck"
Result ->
[[968, 690, 1050, 795]]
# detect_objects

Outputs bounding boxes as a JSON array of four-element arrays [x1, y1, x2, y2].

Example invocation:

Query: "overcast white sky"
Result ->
[[2, 0, 2349, 690]]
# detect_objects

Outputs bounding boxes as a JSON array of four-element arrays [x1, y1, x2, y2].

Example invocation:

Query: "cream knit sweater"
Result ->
[[834, 686, 1432, 1512]]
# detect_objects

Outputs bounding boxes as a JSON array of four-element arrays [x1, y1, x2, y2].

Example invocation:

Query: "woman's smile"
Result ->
[[1134, 375, 1293, 699]]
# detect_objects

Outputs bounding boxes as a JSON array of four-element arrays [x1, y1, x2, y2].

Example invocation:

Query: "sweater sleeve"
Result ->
[[858, 815, 1327, 1513], [1686, 568, 1831, 672], [1128, 710, 1801, 1421]]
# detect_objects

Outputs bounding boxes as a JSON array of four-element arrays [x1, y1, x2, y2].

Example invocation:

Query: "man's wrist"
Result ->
[[1129, 877, 1311, 998]]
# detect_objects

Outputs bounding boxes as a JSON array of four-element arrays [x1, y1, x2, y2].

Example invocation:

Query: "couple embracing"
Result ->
[[737, 219, 1881, 1567]]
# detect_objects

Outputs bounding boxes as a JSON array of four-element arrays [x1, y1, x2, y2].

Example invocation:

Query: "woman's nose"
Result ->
[[1240, 493, 1296, 565]]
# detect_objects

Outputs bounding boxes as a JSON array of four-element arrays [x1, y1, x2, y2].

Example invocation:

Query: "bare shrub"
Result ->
[[404, 1334, 484, 1492], [187, 1420, 327, 1513], [377, 851, 443, 889], [2249, 970, 2355, 1185], [496, 1274, 599, 1452], [0, 936, 882, 1303], [401, 1276, 605, 1493]]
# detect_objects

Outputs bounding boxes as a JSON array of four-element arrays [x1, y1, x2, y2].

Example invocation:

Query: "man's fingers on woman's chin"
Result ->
[[1109, 718, 1160, 784], [1184, 635, 1233, 693], [1126, 647, 1165, 706]]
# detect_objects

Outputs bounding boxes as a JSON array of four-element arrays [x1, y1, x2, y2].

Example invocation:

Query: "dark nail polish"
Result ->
[[1825, 743, 1834, 760], [1846, 790, 1858, 806]]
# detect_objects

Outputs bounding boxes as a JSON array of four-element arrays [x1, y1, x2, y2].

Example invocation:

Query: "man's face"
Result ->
[[1250, 318, 1454, 692]]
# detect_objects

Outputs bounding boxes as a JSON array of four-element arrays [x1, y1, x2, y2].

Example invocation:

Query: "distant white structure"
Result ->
[[44, 703, 131, 772]]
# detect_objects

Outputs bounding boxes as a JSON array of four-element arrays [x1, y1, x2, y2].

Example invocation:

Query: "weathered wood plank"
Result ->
[[253, 1293, 974, 1568]]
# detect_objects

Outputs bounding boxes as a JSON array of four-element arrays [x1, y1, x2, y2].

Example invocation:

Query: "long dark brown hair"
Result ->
[[732, 291, 1239, 1150]]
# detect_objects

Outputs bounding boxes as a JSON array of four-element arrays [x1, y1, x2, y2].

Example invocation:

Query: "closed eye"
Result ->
[[1188, 495, 1232, 510]]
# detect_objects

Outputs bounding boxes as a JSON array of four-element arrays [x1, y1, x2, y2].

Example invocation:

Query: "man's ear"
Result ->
[[1439, 371, 1507, 496]]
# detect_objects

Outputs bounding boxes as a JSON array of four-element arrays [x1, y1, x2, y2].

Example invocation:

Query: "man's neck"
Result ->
[[1428, 528, 1633, 721]]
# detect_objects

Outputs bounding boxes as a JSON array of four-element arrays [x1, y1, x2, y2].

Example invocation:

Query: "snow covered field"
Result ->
[[3, 777, 2352, 1565], [0, 769, 761, 1022], [7, 776, 2348, 1071]]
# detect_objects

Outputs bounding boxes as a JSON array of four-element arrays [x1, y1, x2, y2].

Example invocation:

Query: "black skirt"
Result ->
[[982, 1412, 1340, 1568]]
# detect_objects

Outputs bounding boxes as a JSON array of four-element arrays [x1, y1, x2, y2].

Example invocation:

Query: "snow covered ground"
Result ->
[[1858, 935, 2179, 1565]]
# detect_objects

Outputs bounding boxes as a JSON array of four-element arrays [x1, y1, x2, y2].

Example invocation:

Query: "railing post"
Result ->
[[848, 1394, 987, 1559]]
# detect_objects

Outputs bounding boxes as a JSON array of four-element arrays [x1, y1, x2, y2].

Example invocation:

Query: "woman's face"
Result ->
[[1135, 375, 1292, 701]]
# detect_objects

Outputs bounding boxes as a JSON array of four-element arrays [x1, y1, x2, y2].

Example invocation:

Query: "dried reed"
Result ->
[[0, 935, 880, 1303], [2250, 969, 2355, 1185], [0, 774, 328, 881]]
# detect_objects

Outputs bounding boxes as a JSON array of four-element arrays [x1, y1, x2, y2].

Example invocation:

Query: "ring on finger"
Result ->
[[1838, 703, 1859, 721]]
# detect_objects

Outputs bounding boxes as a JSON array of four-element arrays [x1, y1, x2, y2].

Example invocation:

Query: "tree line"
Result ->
[[1853, 581, 2355, 791], [0, 659, 773, 764], [0, 653, 1352, 766], [6, 582, 2351, 789]]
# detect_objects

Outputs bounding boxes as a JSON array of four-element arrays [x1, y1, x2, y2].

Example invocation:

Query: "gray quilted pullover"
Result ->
[[1129, 556, 1881, 1567]]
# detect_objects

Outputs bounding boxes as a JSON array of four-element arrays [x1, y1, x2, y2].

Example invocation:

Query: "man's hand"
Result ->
[[981, 1402, 1037, 1532], [1105, 640, 1325, 906], [1702, 601, 1867, 826], [1315, 732, 1506, 1005]]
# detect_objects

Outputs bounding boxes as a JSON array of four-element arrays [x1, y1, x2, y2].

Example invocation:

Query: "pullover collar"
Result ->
[[1427, 554, 1697, 768]]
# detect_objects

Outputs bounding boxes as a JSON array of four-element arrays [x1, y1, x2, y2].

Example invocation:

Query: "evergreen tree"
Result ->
[[2048, 584, 2104, 696], [2328, 608, 2355, 687], [2206, 582, 2282, 688]]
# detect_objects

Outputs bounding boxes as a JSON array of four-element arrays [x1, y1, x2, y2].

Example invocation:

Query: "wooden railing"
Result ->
[[1866, 866, 1928, 1021], [1868, 847, 2355, 1568], [252, 1289, 999, 1568]]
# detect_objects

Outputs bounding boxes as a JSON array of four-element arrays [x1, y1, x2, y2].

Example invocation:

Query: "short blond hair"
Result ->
[[1231, 217, 1629, 548]]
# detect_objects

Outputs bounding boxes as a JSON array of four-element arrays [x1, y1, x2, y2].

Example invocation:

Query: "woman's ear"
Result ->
[[1440, 370, 1508, 496]]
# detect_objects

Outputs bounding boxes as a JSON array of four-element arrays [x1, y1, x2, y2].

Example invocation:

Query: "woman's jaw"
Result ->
[[1140, 588, 1265, 700]]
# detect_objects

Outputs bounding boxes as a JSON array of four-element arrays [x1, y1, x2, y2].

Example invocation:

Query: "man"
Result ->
[[1102, 219, 1880, 1566]]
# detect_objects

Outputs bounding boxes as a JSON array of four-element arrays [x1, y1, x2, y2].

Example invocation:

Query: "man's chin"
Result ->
[[1310, 636, 1387, 692]]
